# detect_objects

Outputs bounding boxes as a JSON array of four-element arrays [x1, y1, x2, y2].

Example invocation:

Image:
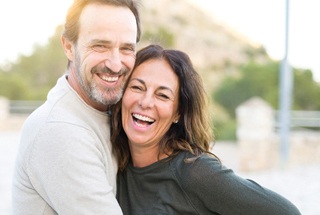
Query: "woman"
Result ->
[[111, 44, 301, 215]]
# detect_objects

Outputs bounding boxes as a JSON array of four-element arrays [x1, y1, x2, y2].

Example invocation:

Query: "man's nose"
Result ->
[[104, 49, 122, 73]]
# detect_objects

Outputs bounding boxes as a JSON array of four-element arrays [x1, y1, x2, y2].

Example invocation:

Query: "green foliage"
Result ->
[[142, 26, 175, 48], [212, 61, 320, 139], [213, 118, 237, 140], [213, 61, 320, 118], [293, 69, 320, 110], [244, 45, 268, 59], [0, 72, 29, 99], [0, 25, 67, 100], [214, 61, 279, 117]]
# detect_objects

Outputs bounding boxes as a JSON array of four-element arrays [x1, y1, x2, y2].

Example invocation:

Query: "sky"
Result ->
[[189, 0, 320, 82], [0, 0, 73, 65], [0, 0, 319, 81]]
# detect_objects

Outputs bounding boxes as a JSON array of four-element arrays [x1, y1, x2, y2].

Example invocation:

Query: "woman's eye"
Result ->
[[158, 93, 171, 100], [130, 85, 143, 91]]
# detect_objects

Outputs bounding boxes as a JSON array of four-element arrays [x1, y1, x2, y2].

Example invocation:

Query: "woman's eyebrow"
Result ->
[[158, 86, 175, 96], [129, 78, 145, 85]]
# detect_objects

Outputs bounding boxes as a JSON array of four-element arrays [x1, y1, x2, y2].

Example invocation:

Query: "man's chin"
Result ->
[[95, 92, 123, 106]]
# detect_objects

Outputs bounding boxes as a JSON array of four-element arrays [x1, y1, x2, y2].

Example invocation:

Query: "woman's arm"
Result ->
[[178, 153, 301, 215]]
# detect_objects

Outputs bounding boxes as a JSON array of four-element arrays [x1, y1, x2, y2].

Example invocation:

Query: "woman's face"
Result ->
[[121, 59, 180, 150]]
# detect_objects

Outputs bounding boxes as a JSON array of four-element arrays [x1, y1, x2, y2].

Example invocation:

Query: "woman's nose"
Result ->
[[139, 93, 155, 109]]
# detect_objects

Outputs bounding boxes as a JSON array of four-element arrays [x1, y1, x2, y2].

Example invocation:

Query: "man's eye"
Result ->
[[121, 47, 135, 54], [92, 45, 107, 52]]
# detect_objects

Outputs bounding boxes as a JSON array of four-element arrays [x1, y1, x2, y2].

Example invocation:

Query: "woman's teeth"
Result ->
[[132, 113, 155, 123]]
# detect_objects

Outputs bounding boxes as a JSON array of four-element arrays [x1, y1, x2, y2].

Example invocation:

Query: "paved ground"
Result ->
[[1, 131, 319, 214], [0, 131, 20, 214]]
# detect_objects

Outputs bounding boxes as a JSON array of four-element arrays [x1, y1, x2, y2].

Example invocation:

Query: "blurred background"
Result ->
[[1, 0, 319, 214]]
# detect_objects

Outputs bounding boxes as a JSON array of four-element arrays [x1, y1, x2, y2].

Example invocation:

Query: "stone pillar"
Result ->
[[236, 97, 278, 171], [0, 96, 10, 120]]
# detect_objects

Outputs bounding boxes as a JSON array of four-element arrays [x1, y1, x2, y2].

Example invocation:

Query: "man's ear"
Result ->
[[61, 36, 74, 61]]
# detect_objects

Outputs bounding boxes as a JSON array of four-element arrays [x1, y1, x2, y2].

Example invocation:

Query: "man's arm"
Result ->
[[28, 122, 122, 214]]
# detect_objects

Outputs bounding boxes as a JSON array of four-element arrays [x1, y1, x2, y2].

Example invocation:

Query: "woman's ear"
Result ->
[[61, 36, 74, 61], [173, 114, 180, 124]]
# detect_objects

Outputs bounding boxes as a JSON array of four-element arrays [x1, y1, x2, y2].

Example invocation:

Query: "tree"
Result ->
[[0, 26, 67, 100], [214, 61, 320, 117], [213, 61, 279, 117], [293, 69, 320, 110]]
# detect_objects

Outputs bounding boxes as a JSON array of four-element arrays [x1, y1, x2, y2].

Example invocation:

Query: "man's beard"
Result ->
[[74, 52, 130, 106]]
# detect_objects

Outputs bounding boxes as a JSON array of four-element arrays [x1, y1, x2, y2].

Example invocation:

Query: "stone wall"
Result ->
[[0, 96, 9, 120], [236, 97, 320, 171]]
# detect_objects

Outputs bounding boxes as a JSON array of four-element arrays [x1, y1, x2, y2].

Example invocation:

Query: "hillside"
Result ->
[[138, 0, 270, 92]]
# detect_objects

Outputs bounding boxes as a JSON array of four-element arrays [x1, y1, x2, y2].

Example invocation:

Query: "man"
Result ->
[[12, 0, 141, 214]]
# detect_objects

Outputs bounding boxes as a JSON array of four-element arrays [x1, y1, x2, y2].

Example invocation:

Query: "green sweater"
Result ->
[[117, 151, 301, 215]]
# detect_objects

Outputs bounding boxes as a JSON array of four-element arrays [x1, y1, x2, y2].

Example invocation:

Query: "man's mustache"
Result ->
[[92, 66, 129, 76]]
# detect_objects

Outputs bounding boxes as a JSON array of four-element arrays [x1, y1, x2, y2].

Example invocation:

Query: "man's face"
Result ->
[[70, 4, 137, 109]]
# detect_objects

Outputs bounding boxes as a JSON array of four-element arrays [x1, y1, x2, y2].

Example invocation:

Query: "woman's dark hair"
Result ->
[[111, 44, 215, 171]]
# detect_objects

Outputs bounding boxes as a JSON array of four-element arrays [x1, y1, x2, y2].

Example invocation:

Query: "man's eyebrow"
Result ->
[[88, 39, 111, 45], [89, 39, 136, 47], [122, 42, 137, 50]]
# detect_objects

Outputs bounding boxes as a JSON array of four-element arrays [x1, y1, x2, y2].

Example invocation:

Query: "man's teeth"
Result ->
[[133, 113, 155, 122], [101, 75, 119, 82]]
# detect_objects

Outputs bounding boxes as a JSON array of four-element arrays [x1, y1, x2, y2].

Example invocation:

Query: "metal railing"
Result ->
[[290, 111, 320, 127], [9, 100, 45, 114], [275, 110, 320, 128]]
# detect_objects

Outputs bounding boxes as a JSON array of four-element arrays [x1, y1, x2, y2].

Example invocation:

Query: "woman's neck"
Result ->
[[130, 145, 169, 168]]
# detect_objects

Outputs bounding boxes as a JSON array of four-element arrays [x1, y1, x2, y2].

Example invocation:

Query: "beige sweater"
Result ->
[[12, 75, 122, 215]]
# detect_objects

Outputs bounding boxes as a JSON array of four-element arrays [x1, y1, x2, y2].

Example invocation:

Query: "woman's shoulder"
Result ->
[[169, 151, 234, 201], [170, 151, 229, 179]]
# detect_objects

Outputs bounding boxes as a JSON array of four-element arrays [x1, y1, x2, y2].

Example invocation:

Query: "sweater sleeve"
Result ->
[[27, 122, 122, 215], [178, 154, 301, 215]]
